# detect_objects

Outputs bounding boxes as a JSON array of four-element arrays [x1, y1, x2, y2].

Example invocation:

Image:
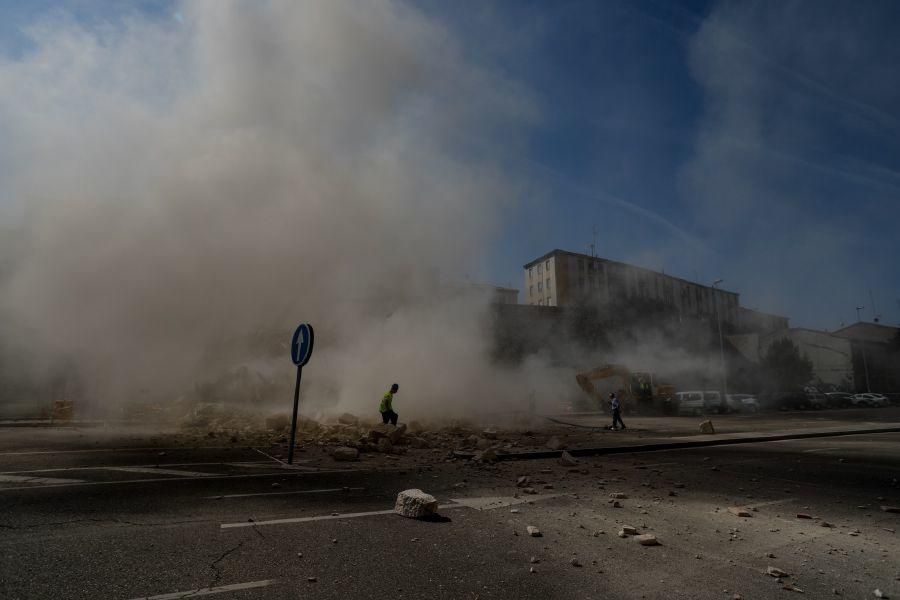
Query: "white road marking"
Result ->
[[104, 467, 219, 478], [747, 497, 797, 509], [449, 494, 559, 510], [221, 494, 563, 529], [0, 446, 237, 456], [801, 447, 841, 453], [206, 486, 365, 499], [0, 474, 86, 485], [0, 461, 275, 476], [226, 460, 311, 469], [0, 468, 361, 492], [128, 578, 277, 599]]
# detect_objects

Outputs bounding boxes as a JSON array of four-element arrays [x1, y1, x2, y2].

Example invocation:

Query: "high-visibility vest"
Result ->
[[380, 392, 393, 412]]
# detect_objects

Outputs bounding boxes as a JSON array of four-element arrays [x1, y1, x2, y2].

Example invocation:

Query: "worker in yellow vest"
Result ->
[[380, 383, 399, 425]]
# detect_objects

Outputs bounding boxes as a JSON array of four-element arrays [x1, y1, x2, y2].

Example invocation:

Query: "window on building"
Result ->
[[546, 278, 550, 290], [545, 259, 550, 270], [528, 268, 533, 281], [529, 285, 533, 297], [537, 281, 543, 292], [546, 296, 551, 305]]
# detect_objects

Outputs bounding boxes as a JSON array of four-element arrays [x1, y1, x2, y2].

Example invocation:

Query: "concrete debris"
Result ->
[[558, 451, 578, 467], [610, 493, 628, 499], [767, 566, 789, 578], [482, 428, 498, 440], [307, 577, 317, 583], [699, 420, 715, 434], [570, 558, 582, 567], [529, 567, 537, 574], [620, 525, 637, 536], [634, 534, 660, 546], [782, 584, 804, 593], [408, 437, 430, 449], [331, 446, 359, 461], [617, 530, 628, 538], [529, 556, 539, 564], [377, 438, 393, 453], [516, 476, 531, 487], [395, 489, 439, 519], [874, 589, 888, 598], [881, 506, 900, 514], [545, 437, 564, 451], [796, 513, 813, 519], [337, 413, 359, 426], [473, 449, 498, 463], [522, 487, 538, 495], [728, 507, 753, 518], [526, 525, 542, 537], [612, 501, 622, 508], [388, 423, 407, 444], [476, 438, 491, 450]]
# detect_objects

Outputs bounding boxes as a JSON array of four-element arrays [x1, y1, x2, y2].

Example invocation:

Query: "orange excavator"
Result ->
[[575, 364, 676, 414]]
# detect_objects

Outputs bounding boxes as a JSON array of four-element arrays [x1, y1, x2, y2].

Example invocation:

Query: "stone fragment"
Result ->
[[558, 451, 578, 467], [545, 437, 564, 450], [331, 446, 359, 461], [767, 566, 789, 578], [377, 438, 393, 453], [522, 487, 538, 495], [570, 558, 582, 567], [388, 423, 407, 444], [529, 556, 539, 563], [880, 506, 900, 514], [526, 525, 542, 537], [612, 501, 622, 508], [797, 513, 813, 519], [394, 489, 439, 519], [476, 438, 491, 450], [610, 493, 628, 499], [516, 476, 531, 487], [699, 420, 715, 434], [482, 428, 498, 440], [337, 413, 359, 425], [621, 525, 637, 535], [634, 534, 660, 546], [728, 507, 753, 517], [473, 448, 497, 463], [874, 589, 887, 598]]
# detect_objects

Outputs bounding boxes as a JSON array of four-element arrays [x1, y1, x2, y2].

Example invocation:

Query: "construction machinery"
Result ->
[[575, 364, 676, 414]]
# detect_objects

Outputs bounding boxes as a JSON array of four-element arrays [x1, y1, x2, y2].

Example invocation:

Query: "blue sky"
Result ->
[[2, 0, 898, 331]]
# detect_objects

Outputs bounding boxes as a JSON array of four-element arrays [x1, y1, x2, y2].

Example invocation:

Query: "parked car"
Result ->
[[825, 392, 854, 408], [676, 390, 726, 415], [725, 394, 760, 413], [851, 393, 889, 407]]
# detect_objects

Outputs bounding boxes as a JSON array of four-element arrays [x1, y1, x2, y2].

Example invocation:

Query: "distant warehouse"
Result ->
[[522, 249, 757, 327]]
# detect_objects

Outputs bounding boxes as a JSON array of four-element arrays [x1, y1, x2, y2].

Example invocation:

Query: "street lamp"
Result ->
[[855, 305, 864, 322], [712, 279, 728, 402]]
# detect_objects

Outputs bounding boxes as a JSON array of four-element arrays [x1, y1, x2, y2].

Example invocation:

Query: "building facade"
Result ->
[[523, 249, 739, 324]]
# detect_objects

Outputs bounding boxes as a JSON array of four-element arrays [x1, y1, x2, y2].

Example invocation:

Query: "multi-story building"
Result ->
[[522, 249, 739, 324]]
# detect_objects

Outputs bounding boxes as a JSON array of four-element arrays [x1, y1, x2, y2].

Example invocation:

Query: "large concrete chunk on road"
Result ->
[[634, 534, 660, 546], [395, 489, 439, 519], [388, 423, 407, 444], [699, 420, 715, 434], [558, 451, 578, 467], [331, 446, 359, 461]]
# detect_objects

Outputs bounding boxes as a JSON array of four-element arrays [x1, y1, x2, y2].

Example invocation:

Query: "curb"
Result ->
[[461, 425, 900, 461]]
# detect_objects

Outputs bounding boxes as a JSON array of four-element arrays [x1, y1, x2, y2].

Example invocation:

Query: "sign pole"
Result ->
[[287, 365, 303, 465], [287, 322, 314, 465]]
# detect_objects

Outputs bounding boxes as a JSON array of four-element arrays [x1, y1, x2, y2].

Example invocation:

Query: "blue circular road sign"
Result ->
[[290, 323, 315, 366]]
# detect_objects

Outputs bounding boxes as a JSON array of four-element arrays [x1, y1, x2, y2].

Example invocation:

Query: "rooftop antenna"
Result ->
[[589, 225, 598, 258]]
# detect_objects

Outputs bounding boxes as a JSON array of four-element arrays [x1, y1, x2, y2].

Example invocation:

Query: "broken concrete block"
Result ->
[[634, 534, 660, 546], [473, 448, 498, 463], [796, 513, 812, 519], [699, 420, 715, 434], [728, 507, 753, 517], [610, 492, 628, 499], [376, 438, 393, 453], [388, 423, 407, 444], [516, 476, 531, 487], [395, 489, 439, 519], [482, 428, 498, 440], [526, 525, 542, 537], [621, 525, 637, 535], [331, 446, 359, 461], [766, 566, 789, 578], [369, 425, 391, 440], [337, 413, 359, 426], [545, 437, 564, 450], [558, 451, 578, 467]]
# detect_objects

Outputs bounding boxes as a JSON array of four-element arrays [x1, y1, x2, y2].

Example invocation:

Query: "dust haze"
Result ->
[[0, 0, 548, 420]]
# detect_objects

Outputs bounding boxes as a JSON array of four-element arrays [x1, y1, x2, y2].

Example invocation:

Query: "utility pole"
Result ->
[[712, 279, 727, 401], [856, 305, 864, 322]]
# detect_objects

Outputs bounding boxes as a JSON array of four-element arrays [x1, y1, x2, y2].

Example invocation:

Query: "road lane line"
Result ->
[[128, 578, 277, 599], [221, 494, 562, 528], [801, 447, 840, 453], [0, 474, 86, 485], [104, 467, 219, 478], [0, 461, 275, 475], [206, 486, 365, 499]]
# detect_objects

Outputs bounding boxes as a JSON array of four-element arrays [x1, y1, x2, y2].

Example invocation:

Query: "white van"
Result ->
[[676, 390, 724, 415]]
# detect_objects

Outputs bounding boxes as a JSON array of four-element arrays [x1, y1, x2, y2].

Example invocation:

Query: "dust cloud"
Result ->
[[0, 1, 540, 421]]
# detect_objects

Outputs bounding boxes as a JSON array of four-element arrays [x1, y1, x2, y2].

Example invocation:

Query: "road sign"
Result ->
[[290, 323, 314, 366]]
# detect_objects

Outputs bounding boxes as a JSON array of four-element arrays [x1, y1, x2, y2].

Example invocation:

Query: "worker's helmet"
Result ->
[[609, 392, 616, 399], [391, 383, 399, 392]]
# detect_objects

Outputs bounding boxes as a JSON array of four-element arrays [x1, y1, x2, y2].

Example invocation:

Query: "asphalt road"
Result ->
[[2, 425, 899, 599]]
